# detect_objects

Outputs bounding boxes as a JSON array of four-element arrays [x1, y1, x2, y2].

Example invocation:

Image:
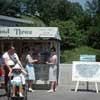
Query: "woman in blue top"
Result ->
[[25, 48, 38, 92]]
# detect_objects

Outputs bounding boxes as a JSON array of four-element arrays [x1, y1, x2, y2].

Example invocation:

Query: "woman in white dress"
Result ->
[[46, 47, 57, 92]]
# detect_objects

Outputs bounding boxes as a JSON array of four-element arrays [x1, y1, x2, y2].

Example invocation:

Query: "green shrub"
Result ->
[[60, 46, 100, 63]]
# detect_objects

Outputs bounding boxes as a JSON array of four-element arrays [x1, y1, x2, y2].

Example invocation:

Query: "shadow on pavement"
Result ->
[[33, 84, 50, 90], [71, 89, 98, 93]]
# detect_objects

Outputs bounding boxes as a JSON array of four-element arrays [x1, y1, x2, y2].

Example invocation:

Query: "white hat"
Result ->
[[13, 64, 21, 70]]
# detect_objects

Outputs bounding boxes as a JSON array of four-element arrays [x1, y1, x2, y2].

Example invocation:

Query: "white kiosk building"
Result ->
[[0, 27, 61, 85]]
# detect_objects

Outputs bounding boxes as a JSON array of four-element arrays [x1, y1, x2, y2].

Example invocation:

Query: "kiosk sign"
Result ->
[[0, 27, 61, 40]]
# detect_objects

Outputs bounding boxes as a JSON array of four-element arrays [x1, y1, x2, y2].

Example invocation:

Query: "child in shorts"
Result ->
[[11, 64, 27, 97]]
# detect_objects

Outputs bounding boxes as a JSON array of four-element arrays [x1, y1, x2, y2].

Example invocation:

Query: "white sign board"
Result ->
[[72, 61, 100, 82]]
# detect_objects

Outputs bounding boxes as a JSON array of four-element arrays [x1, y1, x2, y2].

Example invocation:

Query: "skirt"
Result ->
[[49, 65, 57, 81], [25, 64, 35, 80]]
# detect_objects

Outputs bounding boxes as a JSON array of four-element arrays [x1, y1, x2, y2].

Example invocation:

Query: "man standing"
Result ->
[[2, 46, 21, 91]]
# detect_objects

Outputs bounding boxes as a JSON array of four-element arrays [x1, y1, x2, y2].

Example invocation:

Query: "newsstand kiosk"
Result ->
[[0, 27, 61, 86]]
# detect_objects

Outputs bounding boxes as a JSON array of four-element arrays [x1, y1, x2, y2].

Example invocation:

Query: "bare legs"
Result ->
[[28, 80, 33, 89], [12, 85, 16, 96], [12, 85, 23, 97], [48, 81, 57, 92], [19, 85, 23, 94], [27, 80, 34, 92]]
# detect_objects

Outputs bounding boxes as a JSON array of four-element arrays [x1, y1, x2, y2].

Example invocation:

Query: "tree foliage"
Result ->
[[0, 0, 20, 16], [0, 0, 100, 49], [49, 19, 87, 49], [85, 0, 100, 49], [85, 0, 98, 16], [35, 0, 83, 24]]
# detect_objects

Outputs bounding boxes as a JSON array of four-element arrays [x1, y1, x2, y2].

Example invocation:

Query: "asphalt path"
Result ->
[[1, 64, 100, 100], [1, 86, 100, 100]]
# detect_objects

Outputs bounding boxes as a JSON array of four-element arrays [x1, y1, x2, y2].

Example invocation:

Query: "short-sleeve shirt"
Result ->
[[12, 73, 23, 83], [2, 52, 19, 66]]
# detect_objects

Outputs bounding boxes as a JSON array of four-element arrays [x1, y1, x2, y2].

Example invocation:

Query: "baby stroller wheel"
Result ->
[[7, 81, 12, 100], [23, 84, 28, 100]]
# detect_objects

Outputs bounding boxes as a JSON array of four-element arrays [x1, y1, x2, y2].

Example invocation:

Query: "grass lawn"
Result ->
[[61, 46, 100, 63]]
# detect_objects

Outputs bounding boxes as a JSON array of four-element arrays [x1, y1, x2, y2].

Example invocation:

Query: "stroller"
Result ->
[[7, 64, 28, 100]]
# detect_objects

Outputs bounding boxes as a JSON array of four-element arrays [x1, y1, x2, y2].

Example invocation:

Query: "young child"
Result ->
[[11, 64, 27, 97]]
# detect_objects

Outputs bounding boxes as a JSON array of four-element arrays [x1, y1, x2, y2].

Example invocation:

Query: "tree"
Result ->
[[85, 0, 100, 49], [0, 0, 20, 16], [97, 0, 100, 13], [35, 0, 83, 24], [87, 26, 100, 49], [85, 0, 98, 16], [49, 20, 86, 49]]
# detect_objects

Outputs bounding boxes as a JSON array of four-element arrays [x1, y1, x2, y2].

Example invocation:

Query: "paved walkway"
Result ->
[[1, 85, 100, 100]]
